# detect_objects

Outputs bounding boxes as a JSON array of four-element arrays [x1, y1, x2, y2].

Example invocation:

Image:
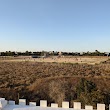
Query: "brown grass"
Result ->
[[0, 58, 110, 108]]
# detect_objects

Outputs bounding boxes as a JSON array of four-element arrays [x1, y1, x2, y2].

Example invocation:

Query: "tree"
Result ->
[[75, 78, 105, 108]]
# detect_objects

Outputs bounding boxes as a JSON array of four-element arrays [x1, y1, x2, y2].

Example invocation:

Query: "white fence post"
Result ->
[[97, 104, 105, 110], [19, 99, 26, 106], [51, 103, 58, 108], [40, 100, 47, 107], [0, 98, 7, 108], [29, 102, 36, 106], [73, 102, 81, 109], [62, 101, 69, 108], [85, 105, 93, 110], [8, 100, 15, 105]]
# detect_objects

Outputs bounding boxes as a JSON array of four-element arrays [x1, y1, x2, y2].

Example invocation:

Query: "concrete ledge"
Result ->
[[13, 106, 38, 110]]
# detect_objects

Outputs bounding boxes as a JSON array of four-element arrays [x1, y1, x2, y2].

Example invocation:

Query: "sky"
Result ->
[[0, 0, 110, 52]]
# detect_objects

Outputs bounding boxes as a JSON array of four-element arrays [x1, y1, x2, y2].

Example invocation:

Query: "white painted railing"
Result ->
[[0, 98, 109, 110]]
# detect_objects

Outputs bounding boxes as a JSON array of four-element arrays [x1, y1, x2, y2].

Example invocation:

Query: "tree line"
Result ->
[[0, 50, 109, 56]]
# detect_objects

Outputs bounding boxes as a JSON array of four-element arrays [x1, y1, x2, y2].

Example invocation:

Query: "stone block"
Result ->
[[0, 99, 7, 108], [62, 101, 69, 108], [73, 102, 81, 109], [97, 104, 105, 110], [29, 102, 36, 106], [85, 105, 93, 110], [51, 103, 58, 108], [40, 100, 47, 107], [8, 100, 15, 105], [19, 99, 26, 106]]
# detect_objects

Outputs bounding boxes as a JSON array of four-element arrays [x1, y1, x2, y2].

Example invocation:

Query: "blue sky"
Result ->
[[0, 0, 110, 52]]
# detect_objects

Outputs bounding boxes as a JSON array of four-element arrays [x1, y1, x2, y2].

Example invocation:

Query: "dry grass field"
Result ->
[[0, 56, 110, 108], [0, 56, 109, 64]]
